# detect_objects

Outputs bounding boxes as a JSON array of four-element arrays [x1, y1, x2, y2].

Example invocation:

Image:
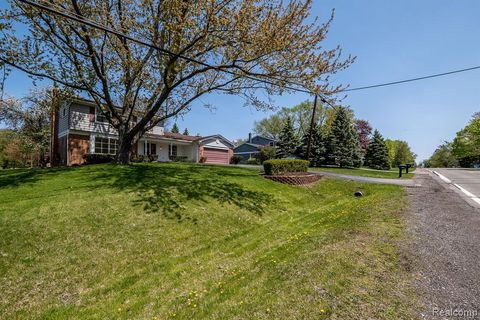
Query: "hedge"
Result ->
[[83, 154, 114, 164], [263, 159, 309, 175]]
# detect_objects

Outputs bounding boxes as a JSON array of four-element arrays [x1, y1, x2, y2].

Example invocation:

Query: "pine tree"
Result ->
[[183, 128, 189, 135], [277, 116, 299, 158], [364, 130, 391, 170], [171, 123, 179, 133], [326, 107, 363, 168], [299, 125, 326, 166]]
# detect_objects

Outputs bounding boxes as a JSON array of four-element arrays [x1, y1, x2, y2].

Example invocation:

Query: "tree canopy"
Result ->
[[0, 0, 353, 163], [253, 100, 330, 139]]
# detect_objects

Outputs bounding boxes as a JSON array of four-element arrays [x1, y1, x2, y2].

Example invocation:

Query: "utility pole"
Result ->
[[306, 94, 318, 162]]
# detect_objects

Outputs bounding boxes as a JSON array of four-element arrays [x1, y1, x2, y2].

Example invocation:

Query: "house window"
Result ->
[[62, 107, 67, 118], [94, 136, 118, 155], [96, 109, 108, 123], [169, 145, 177, 157], [269, 141, 275, 146], [146, 143, 157, 155]]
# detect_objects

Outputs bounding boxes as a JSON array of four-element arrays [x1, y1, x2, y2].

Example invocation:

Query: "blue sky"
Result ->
[[3, 0, 480, 161]]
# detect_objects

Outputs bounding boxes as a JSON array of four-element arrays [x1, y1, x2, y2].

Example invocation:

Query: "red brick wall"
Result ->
[[68, 134, 89, 165]]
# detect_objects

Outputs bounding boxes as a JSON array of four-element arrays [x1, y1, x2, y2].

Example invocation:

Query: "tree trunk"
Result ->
[[116, 127, 134, 164]]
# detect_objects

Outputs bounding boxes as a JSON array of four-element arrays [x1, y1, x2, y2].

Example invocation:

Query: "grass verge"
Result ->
[[0, 163, 416, 319]]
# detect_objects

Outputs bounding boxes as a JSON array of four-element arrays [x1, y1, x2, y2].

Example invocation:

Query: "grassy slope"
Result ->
[[310, 167, 415, 179], [0, 163, 416, 319]]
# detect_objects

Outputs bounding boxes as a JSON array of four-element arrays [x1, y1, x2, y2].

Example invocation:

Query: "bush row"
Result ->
[[263, 159, 309, 175], [83, 154, 115, 164]]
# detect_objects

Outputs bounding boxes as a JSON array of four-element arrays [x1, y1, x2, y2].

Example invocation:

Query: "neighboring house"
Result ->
[[50, 98, 234, 165], [233, 133, 276, 162]]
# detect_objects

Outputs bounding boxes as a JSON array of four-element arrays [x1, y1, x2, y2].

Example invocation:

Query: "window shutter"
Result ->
[[89, 107, 95, 122]]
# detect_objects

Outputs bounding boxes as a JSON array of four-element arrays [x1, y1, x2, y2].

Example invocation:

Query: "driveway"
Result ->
[[405, 169, 480, 319], [310, 170, 419, 186], [234, 164, 419, 187]]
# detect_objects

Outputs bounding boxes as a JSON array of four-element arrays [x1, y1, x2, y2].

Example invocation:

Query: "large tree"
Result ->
[[276, 116, 298, 158], [385, 139, 416, 167], [452, 112, 480, 160], [326, 106, 362, 168], [354, 119, 372, 154], [425, 142, 458, 168], [0, 0, 352, 163], [364, 129, 390, 170]]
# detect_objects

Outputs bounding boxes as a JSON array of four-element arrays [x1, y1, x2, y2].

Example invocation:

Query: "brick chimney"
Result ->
[[248, 132, 252, 143]]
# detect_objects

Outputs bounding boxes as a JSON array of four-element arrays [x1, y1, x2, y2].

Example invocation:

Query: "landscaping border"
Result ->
[[264, 172, 321, 185]]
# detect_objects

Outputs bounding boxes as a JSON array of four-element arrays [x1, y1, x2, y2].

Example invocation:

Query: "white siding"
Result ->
[[69, 103, 117, 135]]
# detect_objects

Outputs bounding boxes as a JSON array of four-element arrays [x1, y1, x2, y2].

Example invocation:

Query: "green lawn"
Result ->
[[0, 163, 416, 319], [310, 166, 415, 179]]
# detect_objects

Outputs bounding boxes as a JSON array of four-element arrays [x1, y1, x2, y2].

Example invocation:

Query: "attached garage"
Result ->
[[203, 147, 229, 164], [197, 135, 234, 165]]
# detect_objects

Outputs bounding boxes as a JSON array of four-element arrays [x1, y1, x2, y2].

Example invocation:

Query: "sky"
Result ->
[[2, 0, 480, 162]]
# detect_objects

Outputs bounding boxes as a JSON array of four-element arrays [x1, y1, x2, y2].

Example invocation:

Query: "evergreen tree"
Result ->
[[171, 123, 179, 133], [364, 130, 390, 170], [277, 116, 299, 158], [326, 107, 362, 168], [299, 125, 326, 166], [183, 128, 189, 135]]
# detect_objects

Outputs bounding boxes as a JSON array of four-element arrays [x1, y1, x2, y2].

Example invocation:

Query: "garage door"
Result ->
[[204, 148, 229, 164]]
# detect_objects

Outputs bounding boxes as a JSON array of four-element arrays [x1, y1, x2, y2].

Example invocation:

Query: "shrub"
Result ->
[[83, 153, 114, 164], [199, 156, 207, 163], [230, 155, 242, 164], [259, 146, 276, 163], [130, 154, 146, 163], [247, 157, 259, 165], [263, 159, 309, 175], [170, 156, 190, 162]]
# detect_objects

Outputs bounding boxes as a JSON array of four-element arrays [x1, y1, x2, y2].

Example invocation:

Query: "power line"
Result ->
[[341, 65, 480, 92]]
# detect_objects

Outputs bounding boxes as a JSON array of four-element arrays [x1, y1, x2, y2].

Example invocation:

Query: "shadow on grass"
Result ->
[[93, 163, 274, 222], [0, 167, 73, 188]]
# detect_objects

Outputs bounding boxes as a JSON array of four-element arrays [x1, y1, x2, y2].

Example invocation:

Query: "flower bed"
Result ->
[[264, 172, 321, 185]]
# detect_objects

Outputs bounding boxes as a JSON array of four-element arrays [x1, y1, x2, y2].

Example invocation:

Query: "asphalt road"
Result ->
[[405, 169, 480, 319], [432, 168, 480, 207]]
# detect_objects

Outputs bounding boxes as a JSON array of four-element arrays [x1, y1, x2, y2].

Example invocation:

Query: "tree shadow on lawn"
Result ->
[[92, 163, 275, 223], [0, 167, 75, 188]]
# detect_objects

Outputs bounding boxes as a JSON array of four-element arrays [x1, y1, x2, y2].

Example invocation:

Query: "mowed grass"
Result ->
[[310, 166, 415, 179], [0, 163, 416, 319]]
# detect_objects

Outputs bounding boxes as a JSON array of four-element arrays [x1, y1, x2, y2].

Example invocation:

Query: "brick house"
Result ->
[[50, 98, 234, 165]]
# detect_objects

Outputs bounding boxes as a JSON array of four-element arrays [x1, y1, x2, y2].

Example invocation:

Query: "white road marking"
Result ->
[[453, 183, 480, 205], [432, 170, 452, 184], [432, 170, 480, 205]]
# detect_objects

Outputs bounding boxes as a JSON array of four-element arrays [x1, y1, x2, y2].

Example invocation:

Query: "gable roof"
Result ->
[[197, 134, 234, 148]]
